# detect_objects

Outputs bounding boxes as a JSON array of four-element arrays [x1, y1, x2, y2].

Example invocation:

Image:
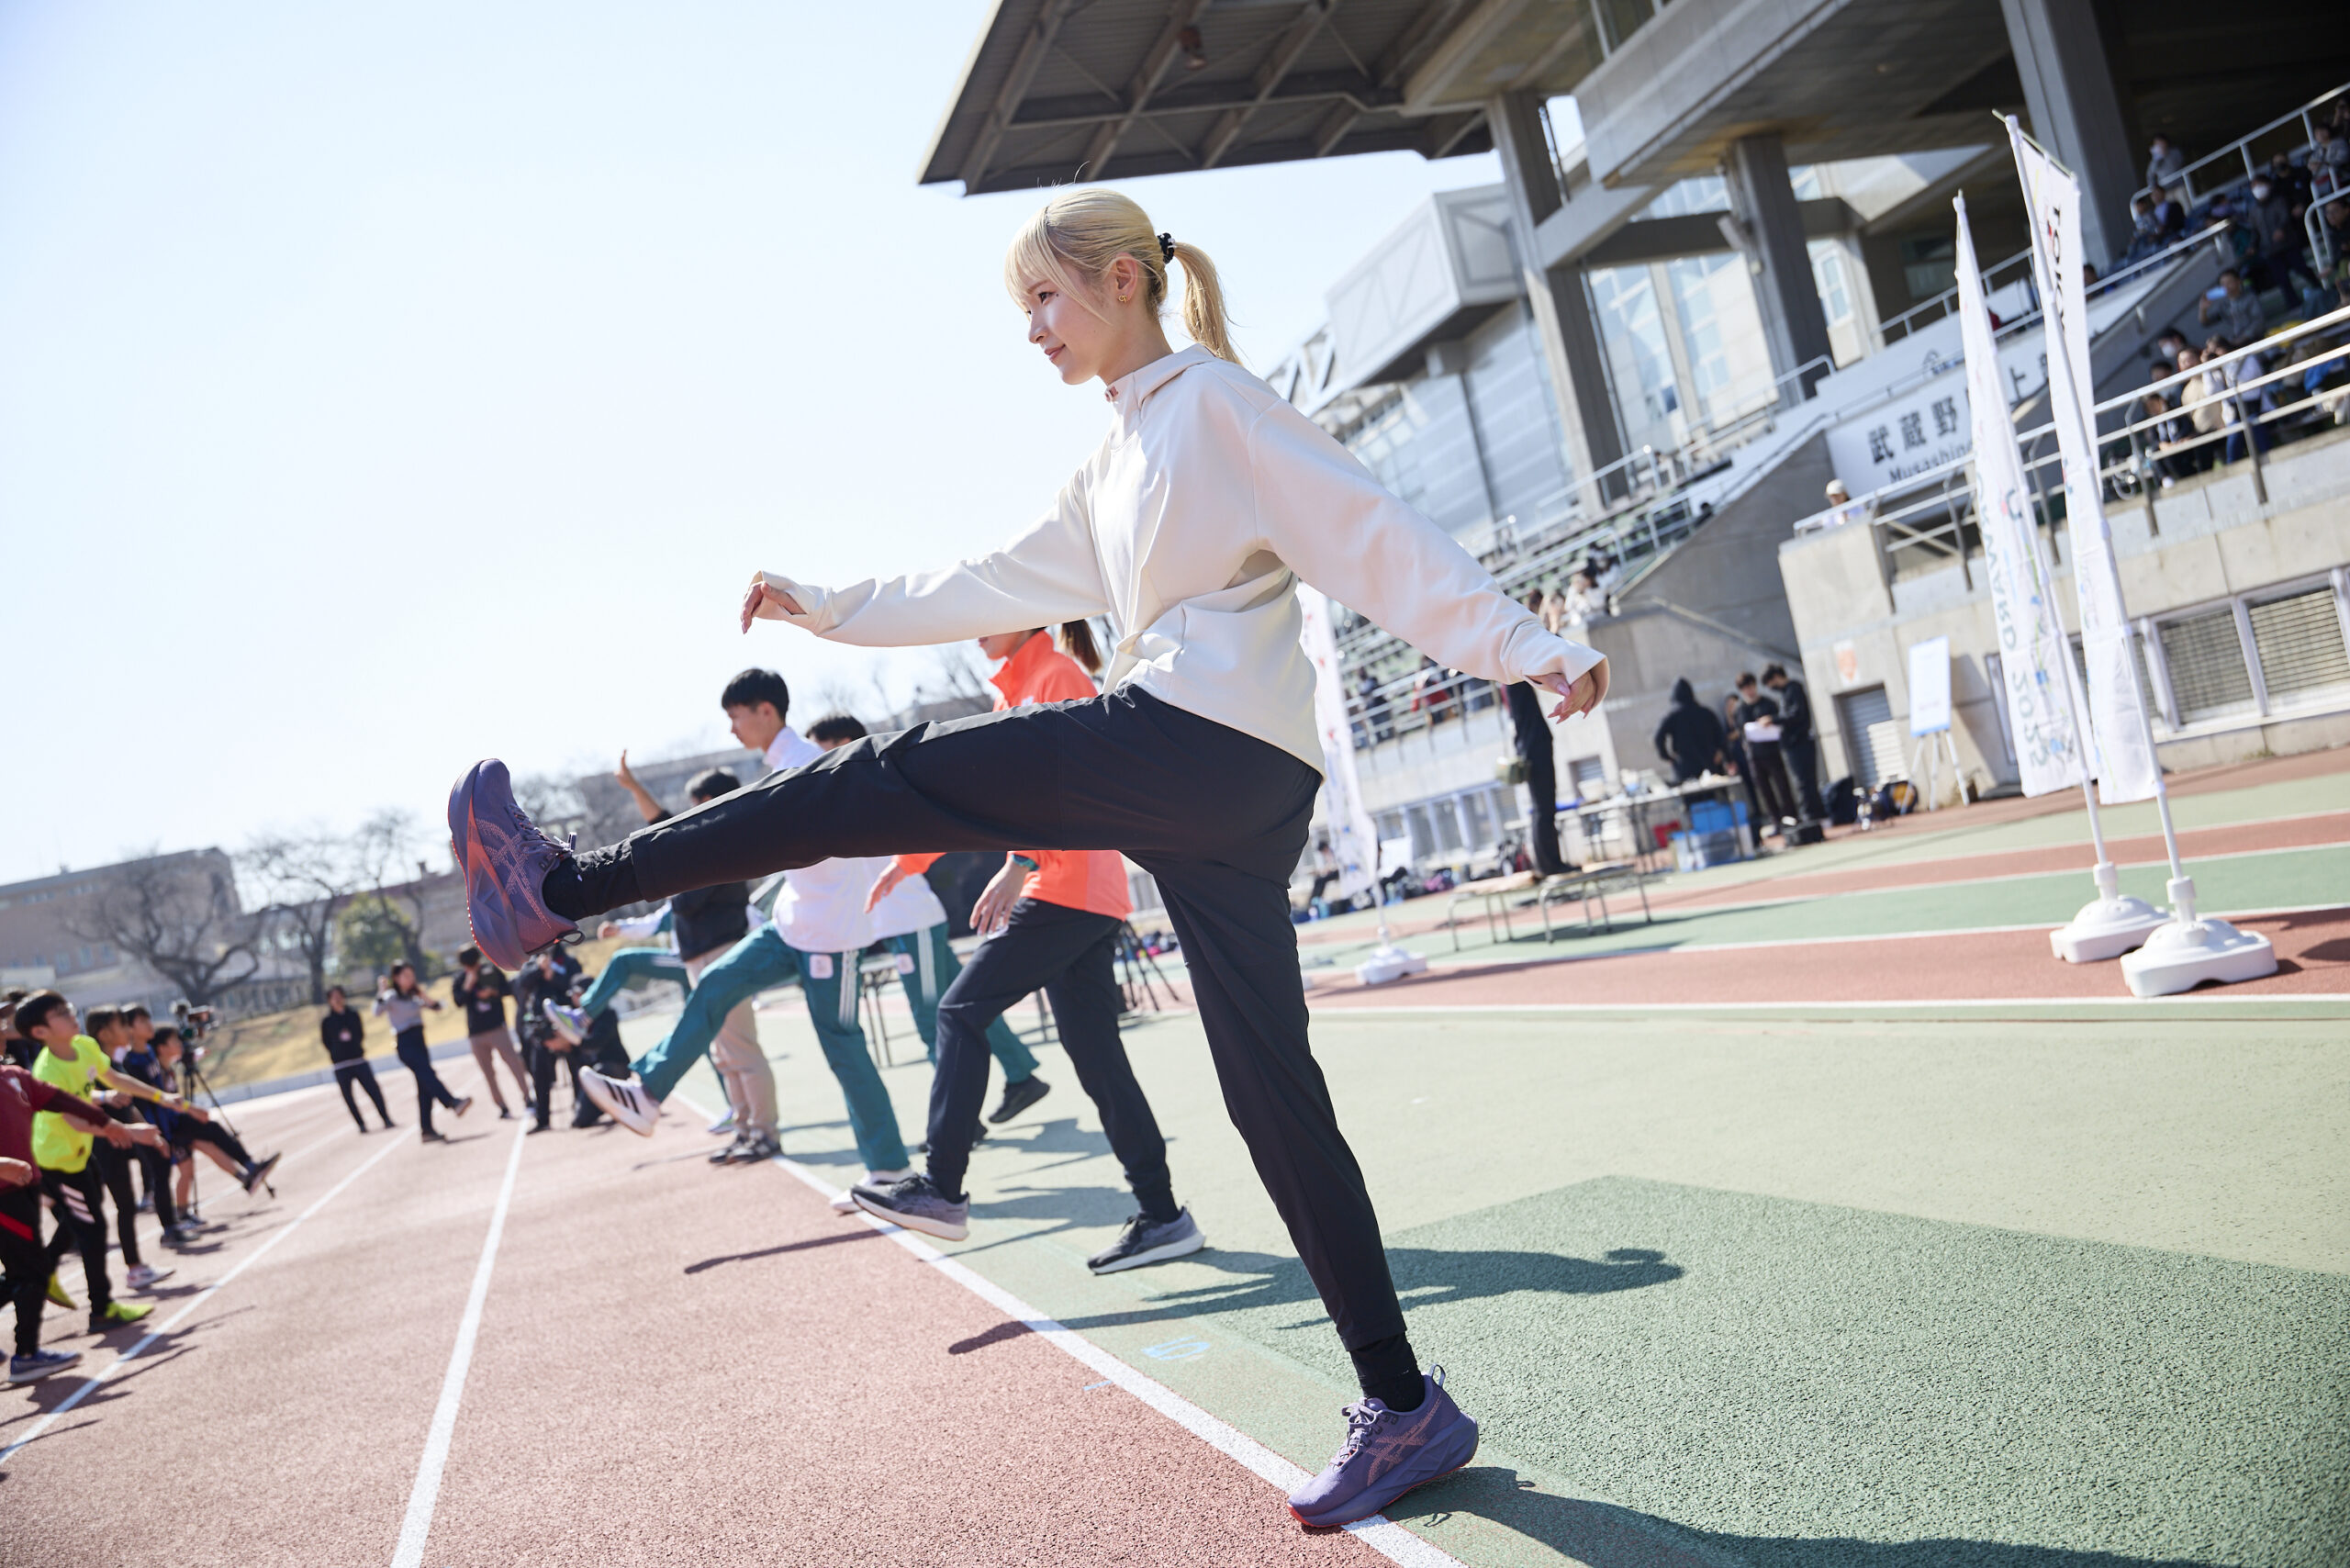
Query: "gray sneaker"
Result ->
[[448, 758, 580, 971], [850, 1173, 969, 1241], [1087, 1207, 1206, 1273], [1286, 1368, 1479, 1528]]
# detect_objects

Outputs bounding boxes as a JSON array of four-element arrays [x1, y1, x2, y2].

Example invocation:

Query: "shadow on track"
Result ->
[[683, 1229, 880, 1274], [1391, 1466, 2222, 1568]]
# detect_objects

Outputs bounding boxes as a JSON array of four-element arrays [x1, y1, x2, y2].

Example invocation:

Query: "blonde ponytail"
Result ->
[[1003, 188, 1241, 365]]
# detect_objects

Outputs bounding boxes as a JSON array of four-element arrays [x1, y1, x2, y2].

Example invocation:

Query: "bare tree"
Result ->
[[64, 850, 262, 1010], [242, 832, 364, 1005], [349, 810, 436, 975]]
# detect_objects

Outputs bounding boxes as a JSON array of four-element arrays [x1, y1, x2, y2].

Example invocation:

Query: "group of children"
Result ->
[[1, 991, 279, 1384]]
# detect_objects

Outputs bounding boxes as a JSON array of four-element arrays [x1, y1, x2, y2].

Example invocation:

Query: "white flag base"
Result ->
[[2049, 862, 2166, 962], [2119, 916, 2278, 998], [2050, 899, 2167, 962], [1357, 944, 1429, 987]]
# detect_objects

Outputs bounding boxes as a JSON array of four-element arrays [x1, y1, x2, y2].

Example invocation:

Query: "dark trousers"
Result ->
[[335, 1059, 393, 1130], [179, 1117, 256, 1173], [528, 1039, 599, 1127], [1523, 745, 1566, 874], [1783, 735, 1824, 821], [93, 1144, 143, 1270], [928, 899, 1175, 1222], [3, 1185, 45, 1356], [40, 1163, 110, 1315], [583, 687, 1416, 1393], [396, 1028, 463, 1135], [1748, 741, 1797, 823]]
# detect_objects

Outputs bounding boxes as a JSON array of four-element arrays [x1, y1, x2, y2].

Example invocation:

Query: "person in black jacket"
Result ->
[[320, 987, 394, 1133], [1652, 678, 1727, 785], [1762, 663, 1824, 821], [1734, 673, 1797, 828], [1505, 590, 1573, 876], [453, 948, 532, 1121]]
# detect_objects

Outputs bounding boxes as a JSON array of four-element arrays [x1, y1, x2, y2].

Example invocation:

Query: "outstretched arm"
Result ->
[[744, 476, 1110, 646], [1246, 400, 1607, 721]]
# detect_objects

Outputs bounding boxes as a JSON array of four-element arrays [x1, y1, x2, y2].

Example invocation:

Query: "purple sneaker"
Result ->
[[1286, 1368, 1478, 1529], [448, 759, 579, 971]]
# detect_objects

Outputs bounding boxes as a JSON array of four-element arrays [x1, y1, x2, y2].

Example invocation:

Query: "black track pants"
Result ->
[[927, 899, 1174, 1222], [39, 1164, 110, 1315], [397, 1029, 462, 1136], [93, 1143, 142, 1269], [2, 1185, 45, 1356], [584, 688, 1416, 1391], [336, 1060, 392, 1130]]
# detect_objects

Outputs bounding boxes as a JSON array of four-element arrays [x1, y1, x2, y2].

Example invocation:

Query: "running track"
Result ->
[[0, 1068, 1432, 1568]]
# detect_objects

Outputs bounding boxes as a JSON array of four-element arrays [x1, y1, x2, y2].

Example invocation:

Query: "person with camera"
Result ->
[[140, 1026, 279, 1224], [15, 991, 174, 1336], [3, 1037, 152, 1381], [375, 962, 471, 1142], [319, 986, 395, 1133], [453, 948, 532, 1121]]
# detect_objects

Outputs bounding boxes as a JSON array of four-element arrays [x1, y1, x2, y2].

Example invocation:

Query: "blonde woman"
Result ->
[[451, 187, 1606, 1528]]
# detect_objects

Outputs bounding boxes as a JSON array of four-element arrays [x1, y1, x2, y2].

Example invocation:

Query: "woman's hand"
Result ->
[[865, 862, 909, 913], [741, 572, 805, 633], [597, 920, 621, 941], [615, 749, 642, 790], [1537, 659, 1609, 722], [969, 859, 1024, 936]]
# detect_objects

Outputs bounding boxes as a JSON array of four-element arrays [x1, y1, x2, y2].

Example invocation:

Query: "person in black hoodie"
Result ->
[[1653, 678, 1726, 785], [1762, 663, 1824, 821], [319, 987, 393, 1132]]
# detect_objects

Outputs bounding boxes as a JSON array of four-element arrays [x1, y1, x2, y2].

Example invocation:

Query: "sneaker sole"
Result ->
[[9, 1357, 80, 1384], [578, 1073, 658, 1138], [849, 1191, 968, 1242], [1287, 1423, 1480, 1529], [1089, 1228, 1208, 1274]]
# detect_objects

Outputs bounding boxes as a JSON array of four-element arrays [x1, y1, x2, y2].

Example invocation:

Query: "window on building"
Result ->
[[1898, 234, 1957, 304], [2247, 587, 2350, 701], [1431, 797, 1465, 854], [1569, 756, 1610, 799], [2157, 608, 2257, 723], [1460, 790, 1494, 851]]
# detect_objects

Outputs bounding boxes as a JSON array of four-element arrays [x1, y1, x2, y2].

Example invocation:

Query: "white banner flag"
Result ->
[[1957, 194, 2086, 798], [1297, 588, 1379, 900], [2010, 124, 2161, 803]]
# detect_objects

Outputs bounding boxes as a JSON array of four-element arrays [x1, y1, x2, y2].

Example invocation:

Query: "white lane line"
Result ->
[[674, 1091, 1462, 1568], [1, 1130, 408, 1465], [389, 1121, 529, 1568], [1314, 993, 2350, 1014]]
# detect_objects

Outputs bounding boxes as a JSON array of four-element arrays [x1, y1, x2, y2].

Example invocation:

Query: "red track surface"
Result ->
[[4, 1079, 1386, 1567], [1305, 907, 2350, 1008]]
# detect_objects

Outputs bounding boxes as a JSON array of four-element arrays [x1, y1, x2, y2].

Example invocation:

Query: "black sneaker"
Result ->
[[850, 1173, 970, 1241], [241, 1152, 282, 1194], [709, 1133, 750, 1165], [733, 1132, 780, 1163], [1087, 1207, 1206, 1274], [989, 1073, 1052, 1125]]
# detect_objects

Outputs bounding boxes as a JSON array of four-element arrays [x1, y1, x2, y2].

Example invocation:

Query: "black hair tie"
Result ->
[[1158, 232, 1176, 264]]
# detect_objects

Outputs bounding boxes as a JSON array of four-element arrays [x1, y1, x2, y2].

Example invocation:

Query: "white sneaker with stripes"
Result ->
[[578, 1068, 659, 1137]]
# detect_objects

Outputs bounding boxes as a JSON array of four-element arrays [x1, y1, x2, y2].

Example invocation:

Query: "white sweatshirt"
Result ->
[[756, 344, 1604, 771], [759, 728, 886, 955]]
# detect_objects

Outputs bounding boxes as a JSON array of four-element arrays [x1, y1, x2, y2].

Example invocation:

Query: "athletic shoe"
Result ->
[[448, 757, 581, 971], [421, 1129, 449, 1143], [46, 1272, 75, 1310], [543, 1000, 588, 1047], [452, 1095, 475, 1119], [1285, 1369, 1479, 1529], [850, 1173, 968, 1240], [9, 1347, 82, 1383], [124, 1263, 173, 1292], [498, 1106, 515, 1121], [709, 1133, 750, 1164], [90, 1300, 153, 1333], [704, 1108, 736, 1136], [577, 1067, 658, 1137], [135, 1193, 153, 1214], [527, 1121, 554, 1135], [831, 1165, 915, 1214], [162, 1224, 199, 1247], [989, 1073, 1052, 1125], [733, 1132, 781, 1164], [1087, 1208, 1206, 1274], [241, 1152, 282, 1194]]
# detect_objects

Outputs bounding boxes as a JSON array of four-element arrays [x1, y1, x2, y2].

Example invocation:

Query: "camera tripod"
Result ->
[[178, 1047, 276, 1206], [1113, 922, 1179, 1014]]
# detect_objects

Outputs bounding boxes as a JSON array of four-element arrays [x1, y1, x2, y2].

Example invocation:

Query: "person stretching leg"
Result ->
[[562, 671, 911, 1197], [451, 189, 1605, 1529], [375, 965, 470, 1141], [805, 712, 1048, 1127], [856, 627, 1197, 1271]]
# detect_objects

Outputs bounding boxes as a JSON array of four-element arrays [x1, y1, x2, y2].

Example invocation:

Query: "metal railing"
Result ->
[[2132, 81, 2349, 209], [1880, 244, 2037, 345], [2310, 185, 2350, 274]]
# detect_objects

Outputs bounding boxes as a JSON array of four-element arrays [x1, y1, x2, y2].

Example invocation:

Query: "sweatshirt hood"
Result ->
[[1671, 678, 1696, 705]]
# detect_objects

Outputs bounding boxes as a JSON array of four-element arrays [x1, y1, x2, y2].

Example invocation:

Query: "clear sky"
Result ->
[[0, 2, 1505, 885]]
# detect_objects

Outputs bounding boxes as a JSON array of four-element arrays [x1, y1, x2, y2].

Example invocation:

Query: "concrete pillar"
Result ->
[[1998, 0, 2136, 271], [1487, 91, 1625, 509], [1720, 133, 1833, 406]]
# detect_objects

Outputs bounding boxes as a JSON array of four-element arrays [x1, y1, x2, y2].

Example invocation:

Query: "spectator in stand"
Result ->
[[1652, 678, 1726, 785], [2246, 174, 2319, 296], [2149, 185, 2189, 245], [1762, 664, 1823, 823], [2205, 335, 2275, 463], [2266, 151, 2311, 212], [2313, 123, 2349, 182], [2170, 345, 2222, 473], [1354, 666, 1390, 743], [1538, 585, 1569, 636], [2199, 268, 2266, 344], [2123, 195, 2166, 263], [2140, 389, 2191, 486], [2146, 135, 2185, 194]]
